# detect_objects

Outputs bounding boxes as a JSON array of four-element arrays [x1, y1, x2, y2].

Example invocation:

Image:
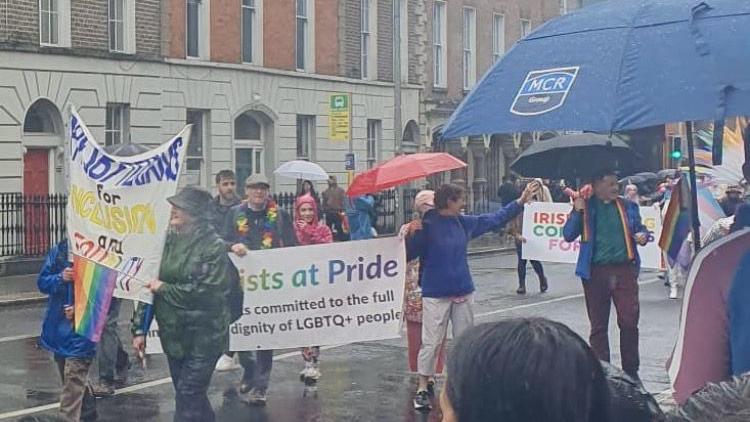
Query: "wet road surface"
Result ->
[[0, 252, 680, 421]]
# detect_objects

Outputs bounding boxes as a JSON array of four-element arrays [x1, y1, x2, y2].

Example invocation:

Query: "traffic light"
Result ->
[[670, 136, 683, 161]]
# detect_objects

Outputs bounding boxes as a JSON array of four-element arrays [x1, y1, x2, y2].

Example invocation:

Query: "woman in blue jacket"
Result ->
[[405, 181, 539, 411], [38, 240, 97, 421]]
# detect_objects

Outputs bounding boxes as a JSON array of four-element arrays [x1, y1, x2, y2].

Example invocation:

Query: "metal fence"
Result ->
[[0, 193, 67, 257]]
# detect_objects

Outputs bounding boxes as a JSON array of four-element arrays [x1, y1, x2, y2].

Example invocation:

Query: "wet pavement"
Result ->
[[0, 251, 681, 421]]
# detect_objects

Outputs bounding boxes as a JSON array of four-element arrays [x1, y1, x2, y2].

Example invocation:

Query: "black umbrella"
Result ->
[[510, 133, 637, 180], [634, 172, 658, 181], [657, 169, 678, 180]]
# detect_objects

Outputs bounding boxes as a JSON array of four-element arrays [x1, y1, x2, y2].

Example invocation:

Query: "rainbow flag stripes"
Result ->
[[73, 255, 118, 342], [659, 178, 691, 262]]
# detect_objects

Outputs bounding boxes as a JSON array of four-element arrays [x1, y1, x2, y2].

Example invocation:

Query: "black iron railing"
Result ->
[[0, 193, 67, 257]]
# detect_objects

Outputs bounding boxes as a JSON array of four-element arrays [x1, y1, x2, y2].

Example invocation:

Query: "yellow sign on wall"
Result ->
[[329, 93, 350, 142]]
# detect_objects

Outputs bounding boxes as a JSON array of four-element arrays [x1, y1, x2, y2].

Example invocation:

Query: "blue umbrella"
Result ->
[[442, 0, 750, 137], [441, 0, 750, 250]]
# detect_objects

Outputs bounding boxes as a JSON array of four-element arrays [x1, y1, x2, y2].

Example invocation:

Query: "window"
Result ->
[[399, 0, 408, 80], [234, 113, 261, 140], [360, 0, 376, 79], [186, 0, 201, 58], [493, 14, 505, 62], [296, 0, 308, 70], [559, 0, 568, 15], [366, 120, 381, 169], [432, 1, 446, 88], [296, 115, 315, 160], [521, 19, 531, 37], [462, 7, 476, 91], [234, 112, 265, 196], [185, 109, 208, 185], [108, 0, 124, 52], [105, 104, 130, 147], [241, 0, 257, 63], [39, 0, 59, 45]]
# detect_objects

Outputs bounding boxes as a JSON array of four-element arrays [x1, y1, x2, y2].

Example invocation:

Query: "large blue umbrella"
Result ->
[[442, 0, 750, 137], [441, 0, 750, 250]]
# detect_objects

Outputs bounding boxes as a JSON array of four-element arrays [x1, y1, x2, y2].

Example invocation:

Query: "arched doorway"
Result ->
[[233, 109, 274, 196], [22, 99, 64, 196], [22, 99, 63, 255]]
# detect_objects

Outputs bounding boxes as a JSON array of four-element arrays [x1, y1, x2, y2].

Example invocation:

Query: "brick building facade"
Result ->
[[0, 0, 422, 196]]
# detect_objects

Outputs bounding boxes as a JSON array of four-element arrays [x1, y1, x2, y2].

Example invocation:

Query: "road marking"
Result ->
[[0, 277, 664, 420], [475, 277, 660, 319], [0, 333, 37, 344]]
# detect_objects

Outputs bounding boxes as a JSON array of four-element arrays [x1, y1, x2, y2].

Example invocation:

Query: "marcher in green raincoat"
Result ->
[[131, 186, 231, 422]]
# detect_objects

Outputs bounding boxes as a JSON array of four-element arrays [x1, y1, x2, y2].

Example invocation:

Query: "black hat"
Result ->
[[167, 186, 213, 219]]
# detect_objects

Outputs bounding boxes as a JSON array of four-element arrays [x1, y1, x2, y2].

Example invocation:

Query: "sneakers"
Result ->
[[669, 283, 679, 300], [91, 379, 116, 398], [241, 388, 267, 406], [215, 354, 239, 372], [539, 276, 549, 293], [413, 390, 431, 411], [516, 286, 527, 295]]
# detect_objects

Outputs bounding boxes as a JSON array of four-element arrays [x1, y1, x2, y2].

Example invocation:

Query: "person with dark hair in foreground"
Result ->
[[439, 318, 610, 422]]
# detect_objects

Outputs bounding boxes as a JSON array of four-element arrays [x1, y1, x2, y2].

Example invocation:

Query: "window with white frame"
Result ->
[[108, 0, 124, 52], [360, 0, 377, 79], [462, 7, 476, 91], [493, 14, 505, 62], [186, 0, 206, 58], [242, 0, 263, 64], [296, 115, 315, 160], [39, 0, 69, 47], [234, 112, 264, 196], [521, 19, 531, 37], [296, 0, 312, 71], [432, 1, 446, 88], [186, 109, 209, 185], [105, 103, 130, 146], [559, 0, 568, 15], [366, 120, 381, 169], [399, 0, 408, 80]]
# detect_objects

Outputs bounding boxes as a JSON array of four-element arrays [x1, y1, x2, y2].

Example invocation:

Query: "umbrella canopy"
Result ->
[[658, 169, 679, 179], [510, 133, 636, 180], [441, 0, 750, 139], [347, 153, 467, 197], [274, 160, 329, 181], [634, 172, 658, 181]]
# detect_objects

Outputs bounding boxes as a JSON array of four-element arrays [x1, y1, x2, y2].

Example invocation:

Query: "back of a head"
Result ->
[[445, 318, 609, 422], [667, 374, 750, 422]]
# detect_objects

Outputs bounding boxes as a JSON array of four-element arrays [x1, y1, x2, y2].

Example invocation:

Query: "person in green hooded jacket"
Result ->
[[131, 186, 232, 422]]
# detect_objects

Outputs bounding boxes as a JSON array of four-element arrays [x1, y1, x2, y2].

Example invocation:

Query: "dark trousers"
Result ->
[[97, 298, 128, 382], [55, 356, 97, 421], [166, 354, 221, 422], [238, 350, 274, 391], [515, 242, 545, 286], [582, 264, 640, 377], [324, 210, 348, 241]]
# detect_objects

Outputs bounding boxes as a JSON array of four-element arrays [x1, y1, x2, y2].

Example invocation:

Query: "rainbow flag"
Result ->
[[73, 255, 118, 342], [659, 177, 692, 262]]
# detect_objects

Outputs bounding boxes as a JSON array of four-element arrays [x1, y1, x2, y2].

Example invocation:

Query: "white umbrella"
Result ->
[[273, 160, 329, 181]]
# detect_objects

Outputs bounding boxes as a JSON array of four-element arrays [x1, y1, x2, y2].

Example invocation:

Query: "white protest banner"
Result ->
[[521, 202, 664, 269], [230, 237, 406, 350], [145, 237, 406, 354], [67, 108, 189, 304]]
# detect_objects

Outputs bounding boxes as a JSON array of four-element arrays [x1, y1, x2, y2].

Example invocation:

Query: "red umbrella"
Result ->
[[347, 153, 467, 197]]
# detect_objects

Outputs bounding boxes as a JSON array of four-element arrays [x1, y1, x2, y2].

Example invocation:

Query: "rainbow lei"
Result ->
[[235, 201, 279, 249]]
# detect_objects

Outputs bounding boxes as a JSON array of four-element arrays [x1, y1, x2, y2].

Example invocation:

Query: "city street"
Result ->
[[0, 250, 681, 421]]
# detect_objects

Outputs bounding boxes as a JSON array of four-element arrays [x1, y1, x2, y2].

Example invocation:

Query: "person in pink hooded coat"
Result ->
[[293, 194, 333, 388]]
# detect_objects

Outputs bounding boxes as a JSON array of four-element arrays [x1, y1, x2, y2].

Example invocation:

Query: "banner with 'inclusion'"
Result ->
[[521, 202, 664, 269], [67, 108, 190, 304]]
